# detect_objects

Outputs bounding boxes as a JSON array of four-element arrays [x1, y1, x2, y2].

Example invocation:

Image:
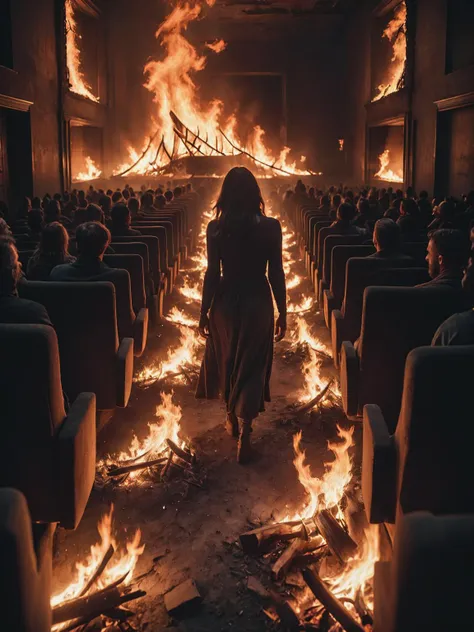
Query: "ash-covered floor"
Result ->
[[52, 220, 357, 632]]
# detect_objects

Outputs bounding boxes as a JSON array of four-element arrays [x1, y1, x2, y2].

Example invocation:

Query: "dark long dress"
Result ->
[[196, 216, 287, 420]]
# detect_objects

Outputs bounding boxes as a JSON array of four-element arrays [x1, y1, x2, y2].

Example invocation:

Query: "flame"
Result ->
[[51, 504, 144, 608], [179, 277, 202, 302], [166, 306, 198, 328], [291, 426, 354, 521], [338, 139, 344, 151], [372, 1, 407, 102], [73, 156, 102, 182], [113, 392, 183, 466], [374, 148, 403, 183], [288, 295, 315, 314], [113, 0, 312, 177], [205, 39, 227, 53], [65, 0, 100, 102]]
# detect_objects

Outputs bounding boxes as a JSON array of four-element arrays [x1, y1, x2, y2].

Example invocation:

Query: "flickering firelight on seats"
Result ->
[[1, 0, 474, 631]]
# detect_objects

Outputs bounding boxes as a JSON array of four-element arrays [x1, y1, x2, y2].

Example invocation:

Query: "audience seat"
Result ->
[[18, 250, 35, 269], [19, 281, 134, 409], [340, 286, 468, 429], [110, 241, 162, 323], [0, 488, 54, 632], [111, 234, 164, 293], [373, 512, 474, 632], [331, 257, 416, 367], [0, 324, 96, 528], [104, 253, 146, 314], [323, 244, 375, 329], [133, 224, 172, 291], [362, 344, 474, 525], [309, 220, 332, 277], [318, 234, 366, 304]]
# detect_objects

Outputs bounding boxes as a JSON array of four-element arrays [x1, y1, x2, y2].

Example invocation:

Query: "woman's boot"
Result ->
[[237, 418, 253, 464], [225, 412, 239, 438]]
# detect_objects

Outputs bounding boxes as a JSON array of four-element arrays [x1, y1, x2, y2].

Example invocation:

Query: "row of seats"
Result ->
[[0, 190, 201, 632], [289, 196, 474, 630]]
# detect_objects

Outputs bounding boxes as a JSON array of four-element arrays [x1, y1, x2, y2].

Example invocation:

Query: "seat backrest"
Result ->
[[104, 253, 146, 312], [0, 488, 52, 632], [133, 225, 168, 270], [312, 220, 332, 257], [19, 281, 119, 409], [396, 346, 474, 515], [0, 324, 65, 517], [322, 234, 364, 285], [359, 287, 468, 431], [110, 241, 149, 273], [342, 257, 414, 340], [316, 226, 333, 272], [388, 512, 474, 632], [402, 241, 428, 267], [330, 245, 375, 305], [112, 235, 160, 286], [372, 267, 430, 287]]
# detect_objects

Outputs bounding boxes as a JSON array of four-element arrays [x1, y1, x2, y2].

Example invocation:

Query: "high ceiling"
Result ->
[[213, 0, 355, 20]]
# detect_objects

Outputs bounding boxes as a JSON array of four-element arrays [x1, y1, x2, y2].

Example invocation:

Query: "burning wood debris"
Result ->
[[96, 393, 204, 491], [239, 427, 378, 631], [51, 505, 145, 632]]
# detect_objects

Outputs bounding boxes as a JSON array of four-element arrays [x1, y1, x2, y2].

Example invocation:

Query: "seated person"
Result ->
[[397, 198, 422, 240], [99, 195, 112, 219], [128, 197, 144, 221], [329, 193, 342, 220], [353, 198, 371, 229], [384, 197, 402, 222], [154, 195, 167, 210], [86, 203, 105, 224], [110, 203, 142, 237], [0, 218, 12, 238], [27, 222, 75, 281], [27, 208, 44, 242], [369, 218, 413, 262], [111, 191, 123, 204], [318, 194, 331, 216], [50, 222, 135, 337], [432, 259, 474, 346], [418, 190, 434, 227], [427, 199, 457, 232], [0, 238, 52, 325], [44, 199, 72, 227], [417, 229, 470, 290], [140, 192, 156, 213], [329, 202, 366, 236]]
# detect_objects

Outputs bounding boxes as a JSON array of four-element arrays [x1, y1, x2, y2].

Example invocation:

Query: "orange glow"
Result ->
[[291, 426, 354, 521], [205, 39, 227, 53], [113, 1, 313, 177], [374, 148, 403, 183], [338, 138, 344, 151], [65, 0, 100, 102], [372, 1, 407, 102], [73, 156, 102, 182], [51, 505, 144, 609]]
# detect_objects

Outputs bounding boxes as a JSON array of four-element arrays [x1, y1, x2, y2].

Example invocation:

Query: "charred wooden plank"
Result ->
[[240, 521, 305, 555], [107, 457, 167, 478], [272, 535, 325, 580], [302, 567, 364, 632], [79, 544, 115, 597], [315, 509, 358, 564]]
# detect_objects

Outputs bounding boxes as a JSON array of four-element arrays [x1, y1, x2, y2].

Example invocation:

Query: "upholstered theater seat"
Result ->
[[111, 234, 164, 293], [104, 253, 146, 314], [0, 488, 55, 632], [0, 324, 96, 528], [362, 345, 474, 526], [374, 512, 474, 632], [331, 257, 416, 367], [318, 234, 365, 304], [19, 281, 134, 409], [340, 287, 467, 429], [110, 241, 162, 323], [323, 244, 375, 329]]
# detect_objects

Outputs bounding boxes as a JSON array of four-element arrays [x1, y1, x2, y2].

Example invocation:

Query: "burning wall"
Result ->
[[372, 1, 407, 103], [368, 122, 405, 184]]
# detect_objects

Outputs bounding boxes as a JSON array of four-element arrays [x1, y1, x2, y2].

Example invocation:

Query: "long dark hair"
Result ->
[[214, 167, 265, 235], [32, 222, 70, 265]]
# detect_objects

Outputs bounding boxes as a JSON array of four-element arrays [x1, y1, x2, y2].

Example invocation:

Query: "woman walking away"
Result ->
[[196, 167, 287, 464]]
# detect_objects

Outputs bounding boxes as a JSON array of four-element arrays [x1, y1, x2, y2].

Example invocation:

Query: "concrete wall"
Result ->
[[0, 0, 61, 197]]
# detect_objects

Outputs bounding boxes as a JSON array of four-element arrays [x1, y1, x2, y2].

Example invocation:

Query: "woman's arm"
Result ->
[[200, 221, 221, 317], [268, 220, 287, 320]]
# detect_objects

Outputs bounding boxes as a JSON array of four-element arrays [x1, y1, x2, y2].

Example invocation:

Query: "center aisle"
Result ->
[[52, 199, 349, 631]]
